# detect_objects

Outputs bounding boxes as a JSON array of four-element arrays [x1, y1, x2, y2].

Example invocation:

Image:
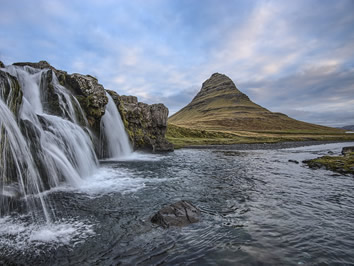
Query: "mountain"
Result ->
[[342, 125, 354, 131], [169, 73, 340, 132]]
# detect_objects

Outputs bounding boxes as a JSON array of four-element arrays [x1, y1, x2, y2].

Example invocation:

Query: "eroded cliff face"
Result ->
[[107, 90, 174, 152], [1, 60, 173, 152], [14, 61, 108, 131]]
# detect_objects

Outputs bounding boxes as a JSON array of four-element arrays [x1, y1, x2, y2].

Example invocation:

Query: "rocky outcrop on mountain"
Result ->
[[0, 61, 5, 68], [169, 73, 340, 132], [107, 90, 174, 152], [151, 200, 201, 228]]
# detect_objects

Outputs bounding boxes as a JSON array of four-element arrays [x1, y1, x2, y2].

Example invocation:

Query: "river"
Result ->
[[1, 142, 354, 265]]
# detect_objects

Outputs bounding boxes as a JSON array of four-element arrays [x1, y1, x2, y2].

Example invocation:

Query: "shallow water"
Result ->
[[1, 143, 354, 265]]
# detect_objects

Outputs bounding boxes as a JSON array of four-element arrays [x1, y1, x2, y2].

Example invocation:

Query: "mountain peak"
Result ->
[[169, 73, 336, 132], [192, 73, 246, 104], [201, 73, 239, 93]]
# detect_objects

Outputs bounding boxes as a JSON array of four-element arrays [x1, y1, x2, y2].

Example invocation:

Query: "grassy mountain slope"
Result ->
[[169, 73, 341, 133]]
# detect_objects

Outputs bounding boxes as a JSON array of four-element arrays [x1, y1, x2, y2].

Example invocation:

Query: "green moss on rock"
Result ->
[[106, 89, 173, 152], [303, 152, 354, 175]]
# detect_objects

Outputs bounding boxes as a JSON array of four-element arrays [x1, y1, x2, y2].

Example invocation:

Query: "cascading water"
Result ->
[[0, 65, 99, 220], [100, 92, 132, 159], [0, 98, 50, 221]]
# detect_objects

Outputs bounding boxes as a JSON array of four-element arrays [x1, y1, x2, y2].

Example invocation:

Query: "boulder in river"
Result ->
[[151, 200, 200, 228], [342, 146, 354, 156]]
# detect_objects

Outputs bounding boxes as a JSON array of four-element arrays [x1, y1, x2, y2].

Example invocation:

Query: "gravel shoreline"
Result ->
[[183, 140, 354, 151]]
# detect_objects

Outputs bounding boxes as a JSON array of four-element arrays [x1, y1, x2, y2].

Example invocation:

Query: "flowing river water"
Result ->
[[1, 142, 354, 265]]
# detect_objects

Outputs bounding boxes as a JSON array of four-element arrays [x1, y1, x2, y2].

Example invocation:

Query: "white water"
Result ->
[[0, 99, 50, 220], [1, 66, 99, 220], [0, 216, 95, 248], [100, 92, 132, 158]]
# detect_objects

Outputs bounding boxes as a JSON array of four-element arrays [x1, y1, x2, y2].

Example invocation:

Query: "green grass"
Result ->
[[166, 123, 354, 149], [169, 85, 342, 133], [304, 153, 354, 175], [168, 73, 349, 146]]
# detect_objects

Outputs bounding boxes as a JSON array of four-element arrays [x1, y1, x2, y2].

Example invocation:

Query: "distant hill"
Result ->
[[169, 73, 341, 133], [342, 125, 354, 131]]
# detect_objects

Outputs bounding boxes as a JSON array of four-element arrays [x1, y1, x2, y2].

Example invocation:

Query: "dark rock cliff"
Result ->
[[1, 60, 173, 152], [107, 90, 174, 152]]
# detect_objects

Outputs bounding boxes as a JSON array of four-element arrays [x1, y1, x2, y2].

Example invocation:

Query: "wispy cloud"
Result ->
[[0, 0, 353, 126]]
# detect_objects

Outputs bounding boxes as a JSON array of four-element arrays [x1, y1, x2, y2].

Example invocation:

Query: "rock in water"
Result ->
[[151, 200, 200, 228], [342, 146, 354, 156]]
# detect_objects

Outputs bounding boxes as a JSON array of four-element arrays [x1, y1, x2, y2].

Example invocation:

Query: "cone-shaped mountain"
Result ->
[[169, 73, 337, 132]]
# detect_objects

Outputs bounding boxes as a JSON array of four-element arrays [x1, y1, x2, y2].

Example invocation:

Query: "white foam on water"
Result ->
[[76, 167, 146, 196], [100, 151, 164, 162], [0, 216, 95, 250]]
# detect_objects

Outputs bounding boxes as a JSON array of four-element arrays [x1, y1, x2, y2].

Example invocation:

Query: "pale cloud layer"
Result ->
[[0, 0, 353, 127]]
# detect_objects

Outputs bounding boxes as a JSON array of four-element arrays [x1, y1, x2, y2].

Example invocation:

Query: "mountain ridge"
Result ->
[[169, 73, 341, 133]]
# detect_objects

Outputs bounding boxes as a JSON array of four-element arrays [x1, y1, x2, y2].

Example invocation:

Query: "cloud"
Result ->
[[0, 0, 353, 127], [238, 66, 354, 126]]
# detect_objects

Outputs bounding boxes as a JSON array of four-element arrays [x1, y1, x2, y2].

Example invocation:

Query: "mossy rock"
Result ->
[[303, 153, 354, 175]]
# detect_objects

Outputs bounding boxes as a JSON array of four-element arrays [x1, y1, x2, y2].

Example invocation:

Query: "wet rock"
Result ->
[[288, 159, 299, 164], [107, 90, 174, 152], [0, 70, 22, 115], [14, 60, 56, 70], [151, 200, 200, 228], [342, 146, 354, 156], [64, 73, 108, 130], [12, 61, 108, 131], [7, 61, 172, 153]]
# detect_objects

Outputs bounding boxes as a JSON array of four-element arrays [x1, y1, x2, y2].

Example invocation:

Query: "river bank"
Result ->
[[183, 140, 354, 150]]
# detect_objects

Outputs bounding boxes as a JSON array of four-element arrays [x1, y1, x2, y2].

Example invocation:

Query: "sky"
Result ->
[[0, 0, 353, 127]]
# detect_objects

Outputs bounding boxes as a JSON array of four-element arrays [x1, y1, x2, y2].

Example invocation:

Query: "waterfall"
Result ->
[[1, 65, 99, 220], [0, 98, 50, 221], [100, 93, 132, 159]]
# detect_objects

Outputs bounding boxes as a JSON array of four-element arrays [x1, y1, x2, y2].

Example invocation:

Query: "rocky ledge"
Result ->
[[303, 147, 354, 175], [1, 60, 173, 152], [107, 90, 174, 152]]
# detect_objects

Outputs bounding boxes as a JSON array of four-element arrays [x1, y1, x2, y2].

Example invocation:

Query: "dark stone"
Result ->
[[14, 60, 55, 70], [151, 200, 200, 228], [0, 61, 5, 68], [342, 146, 354, 155], [288, 159, 299, 164], [64, 73, 108, 131], [107, 90, 174, 152], [0, 70, 23, 115]]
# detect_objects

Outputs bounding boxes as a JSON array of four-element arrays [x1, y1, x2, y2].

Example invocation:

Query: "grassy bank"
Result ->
[[304, 153, 354, 175], [166, 123, 354, 149]]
